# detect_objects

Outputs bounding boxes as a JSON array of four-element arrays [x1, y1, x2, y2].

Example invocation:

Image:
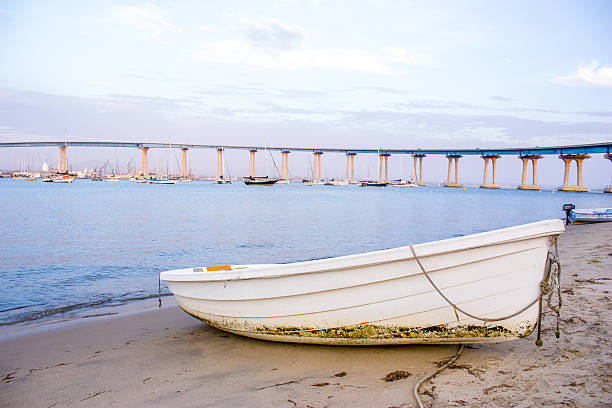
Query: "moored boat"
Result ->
[[244, 176, 279, 185], [215, 176, 232, 184], [107, 151, 121, 181], [390, 179, 419, 187], [12, 171, 32, 180], [46, 174, 75, 183], [324, 179, 348, 186], [360, 180, 388, 187], [569, 208, 612, 223], [149, 175, 179, 184], [161, 219, 565, 345]]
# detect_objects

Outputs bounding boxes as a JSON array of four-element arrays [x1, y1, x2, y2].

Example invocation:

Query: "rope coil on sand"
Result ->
[[409, 237, 562, 407]]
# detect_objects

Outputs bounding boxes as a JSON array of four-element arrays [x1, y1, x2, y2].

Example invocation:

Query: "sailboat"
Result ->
[[244, 146, 279, 185], [244, 176, 279, 185], [390, 156, 418, 187], [106, 152, 120, 182], [12, 156, 32, 180], [326, 163, 348, 186], [361, 150, 388, 187], [45, 140, 75, 182], [149, 145, 179, 184], [303, 156, 315, 185], [91, 163, 103, 181]]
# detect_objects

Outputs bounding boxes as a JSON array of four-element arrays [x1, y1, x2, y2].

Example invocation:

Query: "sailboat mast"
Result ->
[[169, 142, 172, 177]]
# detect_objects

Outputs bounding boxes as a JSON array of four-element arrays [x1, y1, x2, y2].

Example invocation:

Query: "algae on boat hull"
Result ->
[[179, 306, 535, 341]]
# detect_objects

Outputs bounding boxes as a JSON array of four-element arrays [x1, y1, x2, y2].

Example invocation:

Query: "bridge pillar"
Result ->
[[140, 147, 149, 177], [345, 153, 357, 184], [604, 154, 612, 193], [558, 154, 590, 192], [444, 154, 462, 187], [281, 150, 290, 181], [216, 148, 225, 180], [248, 150, 257, 178], [345, 153, 350, 182], [480, 155, 501, 189], [518, 155, 542, 190], [313, 152, 323, 182], [180, 148, 188, 179], [412, 154, 426, 185], [58, 145, 68, 173], [378, 153, 390, 184]]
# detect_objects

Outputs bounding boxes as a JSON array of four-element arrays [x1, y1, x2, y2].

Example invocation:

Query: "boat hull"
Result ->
[[390, 183, 419, 187], [360, 182, 388, 187], [51, 176, 75, 183], [570, 208, 612, 223], [161, 220, 564, 345], [244, 178, 279, 185]]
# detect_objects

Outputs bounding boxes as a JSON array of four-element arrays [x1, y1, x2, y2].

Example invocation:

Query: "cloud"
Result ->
[[191, 16, 425, 74], [111, 3, 179, 45], [381, 46, 426, 65], [195, 39, 395, 74], [2, 87, 609, 150], [394, 100, 478, 110], [577, 111, 612, 117], [489, 96, 513, 102], [227, 14, 307, 53], [553, 60, 612, 88]]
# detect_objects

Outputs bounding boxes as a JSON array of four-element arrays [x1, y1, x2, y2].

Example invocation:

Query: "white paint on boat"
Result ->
[[571, 208, 612, 223], [161, 219, 565, 344]]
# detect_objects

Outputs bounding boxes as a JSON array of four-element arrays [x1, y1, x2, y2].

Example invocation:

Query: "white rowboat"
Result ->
[[161, 219, 564, 345]]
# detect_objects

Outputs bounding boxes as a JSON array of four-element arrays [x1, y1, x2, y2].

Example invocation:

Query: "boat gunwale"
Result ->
[[161, 219, 564, 282], [168, 245, 543, 305]]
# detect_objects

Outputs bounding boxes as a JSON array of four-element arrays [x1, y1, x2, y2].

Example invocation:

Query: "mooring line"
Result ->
[[413, 344, 465, 408]]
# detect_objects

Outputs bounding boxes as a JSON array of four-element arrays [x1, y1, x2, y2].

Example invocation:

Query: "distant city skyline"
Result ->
[[0, 1, 611, 185]]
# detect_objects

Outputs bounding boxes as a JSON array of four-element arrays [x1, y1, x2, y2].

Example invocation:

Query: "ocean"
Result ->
[[0, 179, 610, 326]]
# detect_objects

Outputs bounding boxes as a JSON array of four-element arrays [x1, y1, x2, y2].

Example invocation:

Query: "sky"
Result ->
[[0, 0, 611, 186]]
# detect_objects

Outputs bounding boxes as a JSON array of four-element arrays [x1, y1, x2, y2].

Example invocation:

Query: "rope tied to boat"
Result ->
[[409, 240, 561, 327], [413, 344, 464, 408], [546, 236, 562, 338], [158, 272, 163, 308], [410, 236, 562, 407]]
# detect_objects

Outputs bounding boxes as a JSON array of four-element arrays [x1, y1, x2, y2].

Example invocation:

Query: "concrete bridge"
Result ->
[[1, 141, 611, 192]]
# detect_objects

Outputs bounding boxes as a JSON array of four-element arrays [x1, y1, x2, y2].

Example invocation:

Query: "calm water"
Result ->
[[1, 179, 610, 326]]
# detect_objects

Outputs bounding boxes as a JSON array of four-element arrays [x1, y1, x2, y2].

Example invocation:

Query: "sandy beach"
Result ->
[[1, 222, 610, 408]]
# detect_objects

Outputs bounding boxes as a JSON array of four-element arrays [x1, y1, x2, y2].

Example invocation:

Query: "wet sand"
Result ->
[[1, 222, 610, 407]]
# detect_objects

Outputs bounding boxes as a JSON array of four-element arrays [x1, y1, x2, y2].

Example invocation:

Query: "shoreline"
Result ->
[[0, 222, 610, 407], [0, 295, 175, 342]]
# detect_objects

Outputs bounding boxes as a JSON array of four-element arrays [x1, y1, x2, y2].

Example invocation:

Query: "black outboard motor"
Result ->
[[562, 203, 575, 225]]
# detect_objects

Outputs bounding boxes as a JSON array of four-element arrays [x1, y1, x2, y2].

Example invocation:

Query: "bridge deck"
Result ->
[[0, 141, 610, 156]]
